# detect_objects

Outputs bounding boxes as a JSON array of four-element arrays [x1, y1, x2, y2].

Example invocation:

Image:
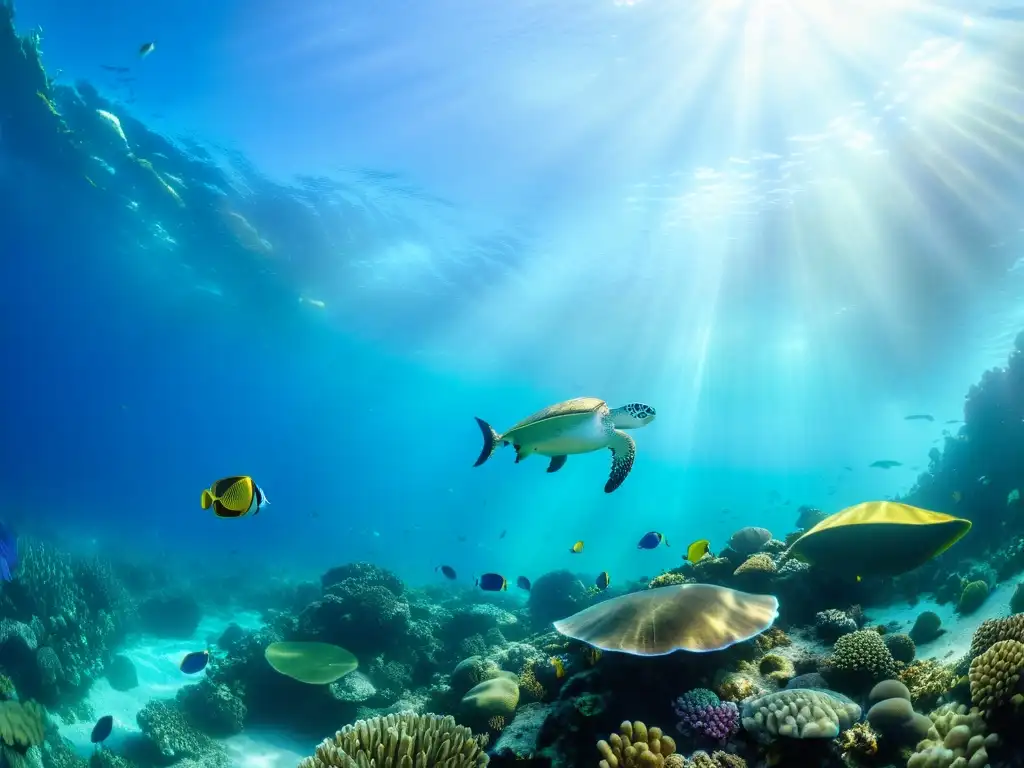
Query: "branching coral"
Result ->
[[648, 573, 688, 589], [898, 660, 956, 710], [835, 722, 877, 761], [672, 689, 739, 742], [299, 712, 489, 768], [597, 720, 677, 768]]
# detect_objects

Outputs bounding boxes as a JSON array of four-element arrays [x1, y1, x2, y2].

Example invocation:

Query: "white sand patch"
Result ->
[[224, 729, 312, 767], [56, 611, 266, 758], [865, 580, 1021, 663]]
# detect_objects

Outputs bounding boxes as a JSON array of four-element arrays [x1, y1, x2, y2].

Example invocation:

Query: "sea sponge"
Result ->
[[825, 630, 896, 690], [461, 673, 520, 718], [451, 656, 500, 697], [909, 611, 944, 644], [297, 712, 489, 768], [969, 638, 1024, 712], [0, 700, 44, 749], [906, 703, 997, 768], [740, 688, 861, 742], [596, 720, 678, 768], [957, 580, 990, 615], [970, 614, 1024, 659], [882, 633, 916, 664], [758, 654, 795, 685], [733, 554, 776, 577], [898, 660, 957, 709]]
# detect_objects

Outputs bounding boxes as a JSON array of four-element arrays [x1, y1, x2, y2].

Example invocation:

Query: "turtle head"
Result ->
[[611, 403, 656, 429]]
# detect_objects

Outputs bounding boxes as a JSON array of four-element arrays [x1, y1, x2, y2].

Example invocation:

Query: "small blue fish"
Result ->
[[0, 522, 19, 582], [179, 650, 210, 674], [637, 531, 669, 550], [91, 714, 113, 743], [516, 576, 531, 591]]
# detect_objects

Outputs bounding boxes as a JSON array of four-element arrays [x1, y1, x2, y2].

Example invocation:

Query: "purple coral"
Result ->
[[673, 688, 740, 742]]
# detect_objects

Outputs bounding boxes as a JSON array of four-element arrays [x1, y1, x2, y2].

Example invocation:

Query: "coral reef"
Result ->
[[969, 638, 1024, 714], [956, 580, 990, 615], [740, 688, 861, 741], [596, 720, 677, 768], [672, 688, 739, 742], [905, 703, 997, 768], [909, 611, 944, 644], [298, 712, 489, 767], [823, 630, 896, 693], [814, 609, 857, 643], [881, 632, 915, 664]]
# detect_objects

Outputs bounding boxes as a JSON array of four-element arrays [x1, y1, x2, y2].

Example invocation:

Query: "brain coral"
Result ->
[[596, 720, 677, 768], [826, 630, 896, 689], [969, 638, 1024, 713], [740, 688, 861, 742], [451, 657, 501, 697], [461, 673, 520, 719], [906, 703, 998, 768], [298, 712, 489, 768], [970, 614, 1024, 659]]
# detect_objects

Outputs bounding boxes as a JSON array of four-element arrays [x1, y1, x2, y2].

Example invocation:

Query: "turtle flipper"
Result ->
[[605, 430, 636, 493], [547, 455, 567, 473], [473, 418, 502, 467]]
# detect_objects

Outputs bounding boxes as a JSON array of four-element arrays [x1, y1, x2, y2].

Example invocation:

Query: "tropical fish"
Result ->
[[476, 573, 507, 591], [684, 539, 712, 563], [595, 571, 610, 590], [200, 476, 269, 518], [904, 414, 934, 421], [569, 540, 584, 554], [869, 460, 902, 469], [637, 531, 669, 549], [0, 522, 18, 582], [91, 714, 113, 743], [550, 657, 565, 679], [139, 41, 156, 57], [952, 491, 962, 503], [1009, 489, 1020, 505], [179, 650, 210, 674], [435, 565, 457, 580], [516, 576, 531, 591]]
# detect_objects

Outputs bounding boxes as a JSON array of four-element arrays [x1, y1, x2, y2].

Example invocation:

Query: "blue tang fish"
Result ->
[[179, 650, 210, 674], [637, 531, 669, 550]]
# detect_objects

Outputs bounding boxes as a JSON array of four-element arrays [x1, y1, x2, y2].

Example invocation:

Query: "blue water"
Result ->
[[3, 0, 1024, 591]]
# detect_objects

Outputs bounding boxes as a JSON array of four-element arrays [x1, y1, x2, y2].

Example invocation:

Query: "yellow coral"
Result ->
[[755, 627, 791, 653], [906, 704, 996, 768], [969, 638, 1024, 713], [758, 654, 795, 684], [297, 712, 489, 768], [715, 671, 759, 702], [597, 721, 677, 768], [898, 659, 956, 709], [518, 659, 546, 702], [733, 554, 776, 576], [648, 572, 687, 589], [836, 722, 878, 759]]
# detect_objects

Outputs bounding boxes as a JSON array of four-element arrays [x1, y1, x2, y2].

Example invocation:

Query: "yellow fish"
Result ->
[[200, 476, 270, 518], [685, 539, 712, 563], [550, 657, 564, 679], [569, 540, 584, 554]]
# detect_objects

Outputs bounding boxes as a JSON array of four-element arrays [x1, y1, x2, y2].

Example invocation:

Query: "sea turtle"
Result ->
[[472, 397, 656, 493]]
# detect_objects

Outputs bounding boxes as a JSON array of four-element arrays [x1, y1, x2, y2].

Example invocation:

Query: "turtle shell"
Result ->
[[505, 397, 606, 434]]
